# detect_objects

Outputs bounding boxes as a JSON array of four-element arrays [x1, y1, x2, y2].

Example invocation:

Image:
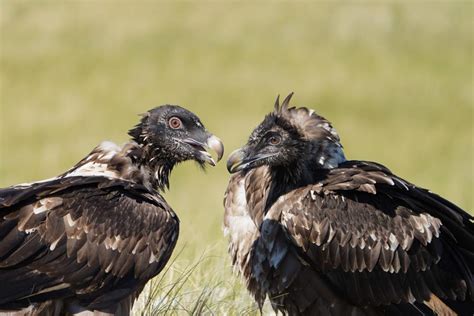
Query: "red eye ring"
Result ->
[[168, 117, 182, 129]]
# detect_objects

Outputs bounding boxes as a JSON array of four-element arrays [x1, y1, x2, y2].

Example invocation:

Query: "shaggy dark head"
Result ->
[[129, 105, 223, 188], [227, 93, 345, 175]]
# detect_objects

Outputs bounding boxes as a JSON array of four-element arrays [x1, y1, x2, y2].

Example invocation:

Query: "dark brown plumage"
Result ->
[[224, 93, 473, 315], [0, 105, 223, 315]]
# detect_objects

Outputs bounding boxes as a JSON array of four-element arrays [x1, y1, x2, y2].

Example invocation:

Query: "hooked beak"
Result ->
[[227, 148, 274, 173], [227, 148, 246, 173], [183, 134, 224, 166]]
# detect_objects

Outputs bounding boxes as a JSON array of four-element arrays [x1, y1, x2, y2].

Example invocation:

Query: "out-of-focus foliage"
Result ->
[[1, 2, 472, 315]]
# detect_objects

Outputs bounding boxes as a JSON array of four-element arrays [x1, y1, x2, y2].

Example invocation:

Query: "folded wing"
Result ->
[[256, 161, 473, 313], [0, 176, 179, 311]]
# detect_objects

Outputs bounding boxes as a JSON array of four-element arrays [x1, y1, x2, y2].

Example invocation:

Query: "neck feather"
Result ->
[[312, 140, 346, 169], [65, 141, 176, 192], [264, 142, 345, 212], [128, 142, 177, 191]]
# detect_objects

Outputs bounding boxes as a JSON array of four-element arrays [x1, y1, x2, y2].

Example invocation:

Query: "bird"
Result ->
[[224, 93, 473, 316], [0, 104, 224, 316]]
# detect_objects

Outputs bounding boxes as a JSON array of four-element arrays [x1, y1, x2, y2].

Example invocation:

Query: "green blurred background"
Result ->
[[1, 1, 472, 315]]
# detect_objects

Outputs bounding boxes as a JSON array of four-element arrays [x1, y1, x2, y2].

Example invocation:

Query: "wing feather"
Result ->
[[258, 161, 473, 307], [0, 176, 179, 310]]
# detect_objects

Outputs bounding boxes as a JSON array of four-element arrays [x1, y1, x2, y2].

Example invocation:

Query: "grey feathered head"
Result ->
[[227, 93, 346, 173], [128, 105, 223, 167], [272, 92, 342, 145]]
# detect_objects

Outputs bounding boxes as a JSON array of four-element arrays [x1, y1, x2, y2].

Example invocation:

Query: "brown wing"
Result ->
[[0, 176, 179, 311], [254, 161, 473, 313]]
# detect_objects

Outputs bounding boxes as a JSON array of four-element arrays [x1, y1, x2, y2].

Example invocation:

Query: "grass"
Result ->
[[135, 249, 259, 316], [0, 1, 472, 315]]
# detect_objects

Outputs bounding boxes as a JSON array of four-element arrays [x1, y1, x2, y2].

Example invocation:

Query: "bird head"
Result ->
[[227, 93, 345, 174], [129, 105, 224, 167]]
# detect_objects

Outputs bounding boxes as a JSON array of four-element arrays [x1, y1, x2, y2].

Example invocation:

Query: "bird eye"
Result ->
[[269, 135, 281, 145], [168, 117, 182, 129]]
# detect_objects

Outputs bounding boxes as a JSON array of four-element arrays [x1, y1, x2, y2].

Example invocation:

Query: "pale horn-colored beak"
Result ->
[[226, 148, 246, 173], [204, 135, 224, 166]]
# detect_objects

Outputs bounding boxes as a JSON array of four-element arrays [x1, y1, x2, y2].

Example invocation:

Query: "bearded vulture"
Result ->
[[0, 105, 223, 316], [224, 93, 473, 315]]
